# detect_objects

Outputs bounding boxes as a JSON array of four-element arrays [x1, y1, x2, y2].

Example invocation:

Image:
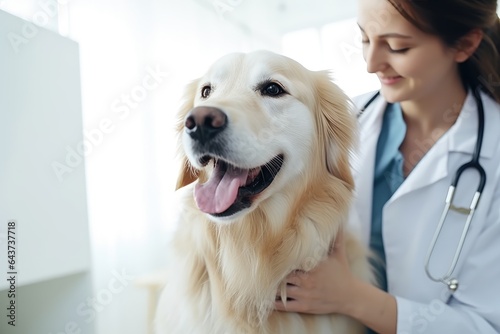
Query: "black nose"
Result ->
[[185, 106, 227, 143]]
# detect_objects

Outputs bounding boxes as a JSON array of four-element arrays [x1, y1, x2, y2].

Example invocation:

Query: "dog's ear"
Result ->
[[175, 156, 198, 190], [175, 79, 200, 190], [314, 71, 356, 189]]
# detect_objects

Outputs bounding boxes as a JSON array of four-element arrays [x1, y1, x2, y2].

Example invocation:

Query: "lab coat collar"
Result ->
[[351, 92, 387, 245], [389, 89, 498, 203]]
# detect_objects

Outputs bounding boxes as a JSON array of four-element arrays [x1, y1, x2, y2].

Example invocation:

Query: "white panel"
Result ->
[[0, 9, 91, 289], [0, 272, 95, 334]]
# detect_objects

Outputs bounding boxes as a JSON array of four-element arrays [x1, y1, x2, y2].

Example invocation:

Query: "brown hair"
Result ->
[[388, 0, 500, 103]]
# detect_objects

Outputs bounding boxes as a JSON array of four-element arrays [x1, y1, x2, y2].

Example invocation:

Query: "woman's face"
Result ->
[[357, 0, 462, 103]]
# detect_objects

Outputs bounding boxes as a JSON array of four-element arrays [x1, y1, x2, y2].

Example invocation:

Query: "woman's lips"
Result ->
[[379, 76, 403, 85]]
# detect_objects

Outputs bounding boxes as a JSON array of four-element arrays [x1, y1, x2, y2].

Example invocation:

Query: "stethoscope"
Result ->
[[359, 89, 486, 293]]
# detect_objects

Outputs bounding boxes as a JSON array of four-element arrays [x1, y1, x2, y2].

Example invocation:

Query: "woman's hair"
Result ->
[[388, 0, 500, 103]]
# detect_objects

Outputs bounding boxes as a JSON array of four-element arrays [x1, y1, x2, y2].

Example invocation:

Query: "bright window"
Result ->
[[282, 18, 379, 98]]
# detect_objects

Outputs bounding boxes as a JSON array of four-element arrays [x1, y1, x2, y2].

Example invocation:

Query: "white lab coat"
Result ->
[[350, 90, 500, 333]]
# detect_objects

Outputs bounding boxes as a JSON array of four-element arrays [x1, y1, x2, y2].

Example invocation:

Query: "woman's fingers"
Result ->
[[275, 298, 302, 312], [275, 284, 306, 313], [285, 274, 303, 287], [276, 282, 301, 299]]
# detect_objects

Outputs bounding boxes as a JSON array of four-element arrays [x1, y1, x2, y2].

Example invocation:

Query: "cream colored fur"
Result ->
[[155, 50, 373, 334]]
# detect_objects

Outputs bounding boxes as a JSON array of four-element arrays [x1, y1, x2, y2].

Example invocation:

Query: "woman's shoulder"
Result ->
[[479, 91, 500, 174], [481, 91, 500, 133]]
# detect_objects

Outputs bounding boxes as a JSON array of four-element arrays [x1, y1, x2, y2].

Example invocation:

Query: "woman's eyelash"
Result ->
[[361, 39, 410, 54], [389, 47, 410, 54]]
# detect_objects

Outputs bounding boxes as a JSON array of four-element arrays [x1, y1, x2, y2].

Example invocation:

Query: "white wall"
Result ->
[[0, 8, 94, 334]]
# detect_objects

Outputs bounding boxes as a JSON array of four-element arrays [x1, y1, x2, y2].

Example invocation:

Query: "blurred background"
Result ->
[[5, 1, 494, 334]]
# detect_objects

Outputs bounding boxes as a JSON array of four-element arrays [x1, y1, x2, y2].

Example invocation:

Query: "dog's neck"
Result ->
[[179, 175, 351, 329]]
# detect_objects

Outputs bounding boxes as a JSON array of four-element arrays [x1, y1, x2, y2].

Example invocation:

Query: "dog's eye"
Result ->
[[201, 85, 211, 98], [261, 82, 285, 97]]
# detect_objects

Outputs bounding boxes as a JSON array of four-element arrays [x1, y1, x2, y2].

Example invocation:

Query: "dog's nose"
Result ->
[[185, 106, 227, 143]]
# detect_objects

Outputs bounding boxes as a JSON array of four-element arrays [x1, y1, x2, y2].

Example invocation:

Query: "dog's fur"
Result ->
[[155, 50, 373, 334]]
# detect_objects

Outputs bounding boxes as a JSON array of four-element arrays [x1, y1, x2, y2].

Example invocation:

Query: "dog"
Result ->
[[155, 50, 373, 334]]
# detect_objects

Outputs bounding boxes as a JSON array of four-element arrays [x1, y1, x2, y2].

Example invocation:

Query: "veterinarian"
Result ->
[[275, 0, 500, 333]]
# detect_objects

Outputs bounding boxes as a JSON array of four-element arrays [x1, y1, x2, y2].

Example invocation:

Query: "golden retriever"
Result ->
[[155, 50, 373, 334]]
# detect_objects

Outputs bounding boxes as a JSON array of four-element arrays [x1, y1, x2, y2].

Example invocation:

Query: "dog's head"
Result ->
[[175, 50, 356, 223]]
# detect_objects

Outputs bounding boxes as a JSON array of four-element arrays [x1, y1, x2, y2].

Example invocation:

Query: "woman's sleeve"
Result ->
[[395, 187, 500, 334]]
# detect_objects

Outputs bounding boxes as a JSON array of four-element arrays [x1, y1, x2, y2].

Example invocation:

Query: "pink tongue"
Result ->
[[194, 164, 249, 214]]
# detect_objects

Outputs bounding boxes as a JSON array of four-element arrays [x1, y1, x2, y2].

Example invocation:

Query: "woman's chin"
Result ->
[[380, 88, 407, 104]]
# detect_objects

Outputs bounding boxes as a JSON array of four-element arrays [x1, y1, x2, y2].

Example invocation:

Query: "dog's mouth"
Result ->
[[194, 154, 284, 217]]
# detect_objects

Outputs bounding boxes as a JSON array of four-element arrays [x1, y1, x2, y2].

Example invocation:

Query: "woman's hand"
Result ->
[[274, 229, 398, 334], [274, 228, 358, 315]]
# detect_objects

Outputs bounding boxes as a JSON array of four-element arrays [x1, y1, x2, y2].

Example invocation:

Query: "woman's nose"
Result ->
[[364, 44, 387, 73]]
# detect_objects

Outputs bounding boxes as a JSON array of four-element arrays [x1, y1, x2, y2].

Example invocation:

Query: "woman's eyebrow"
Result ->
[[357, 23, 412, 39]]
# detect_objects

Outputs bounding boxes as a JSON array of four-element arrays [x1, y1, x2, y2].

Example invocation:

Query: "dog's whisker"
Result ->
[[266, 159, 283, 178]]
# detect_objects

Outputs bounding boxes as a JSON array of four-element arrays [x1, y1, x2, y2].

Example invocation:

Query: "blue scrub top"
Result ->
[[370, 102, 407, 291], [366, 102, 406, 334]]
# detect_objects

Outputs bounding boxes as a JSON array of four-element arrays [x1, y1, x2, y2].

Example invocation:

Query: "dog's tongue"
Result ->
[[194, 163, 249, 214]]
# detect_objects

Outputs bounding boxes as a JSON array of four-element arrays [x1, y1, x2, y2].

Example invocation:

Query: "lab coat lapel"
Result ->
[[387, 90, 483, 204], [352, 96, 386, 245], [387, 135, 449, 203]]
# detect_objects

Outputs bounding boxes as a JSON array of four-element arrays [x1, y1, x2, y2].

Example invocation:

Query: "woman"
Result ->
[[275, 0, 500, 333]]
